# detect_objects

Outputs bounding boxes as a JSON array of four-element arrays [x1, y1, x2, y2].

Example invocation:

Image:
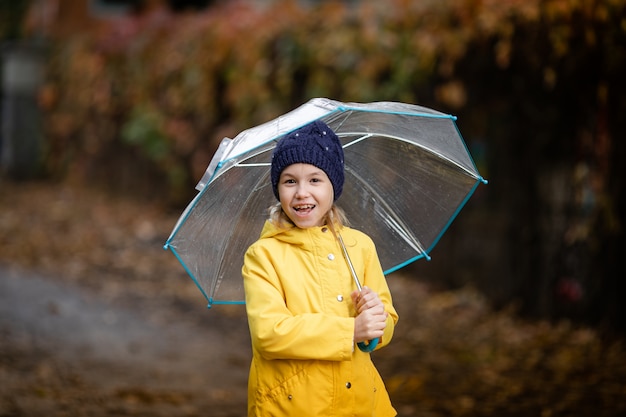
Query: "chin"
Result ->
[[291, 216, 322, 229]]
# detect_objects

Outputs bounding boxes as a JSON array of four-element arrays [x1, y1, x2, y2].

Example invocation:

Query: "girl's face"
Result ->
[[278, 163, 334, 228]]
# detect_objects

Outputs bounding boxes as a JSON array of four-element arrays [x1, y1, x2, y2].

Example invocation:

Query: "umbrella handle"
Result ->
[[357, 338, 379, 352], [337, 233, 381, 353]]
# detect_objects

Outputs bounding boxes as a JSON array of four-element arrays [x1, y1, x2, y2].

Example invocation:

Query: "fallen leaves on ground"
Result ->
[[1, 179, 625, 416]]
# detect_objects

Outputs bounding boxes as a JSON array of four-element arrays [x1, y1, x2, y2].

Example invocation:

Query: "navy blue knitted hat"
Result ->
[[271, 120, 344, 201]]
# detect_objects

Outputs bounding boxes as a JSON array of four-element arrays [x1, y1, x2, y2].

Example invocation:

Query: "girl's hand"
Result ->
[[352, 286, 388, 343], [354, 305, 387, 342], [351, 286, 384, 314]]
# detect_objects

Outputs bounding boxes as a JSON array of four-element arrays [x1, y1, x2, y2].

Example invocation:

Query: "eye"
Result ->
[[283, 178, 296, 184]]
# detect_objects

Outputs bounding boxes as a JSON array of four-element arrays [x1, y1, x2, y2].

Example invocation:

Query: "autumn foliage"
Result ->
[[36, 0, 626, 328], [38, 0, 623, 195]]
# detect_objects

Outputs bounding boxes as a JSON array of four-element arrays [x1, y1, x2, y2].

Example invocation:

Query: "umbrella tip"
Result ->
[[163, 242, 170, 250], [424, 253, 432, 261], [479, 176, 489, 185]]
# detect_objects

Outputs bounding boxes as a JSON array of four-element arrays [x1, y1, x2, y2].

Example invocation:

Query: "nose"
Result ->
[[295, 183, 310, 198]]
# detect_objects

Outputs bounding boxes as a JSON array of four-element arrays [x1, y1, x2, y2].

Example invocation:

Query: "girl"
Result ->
[[242, 120, 399, 416]]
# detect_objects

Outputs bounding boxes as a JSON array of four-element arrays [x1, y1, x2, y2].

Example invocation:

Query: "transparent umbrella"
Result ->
[[164, 98, 487, 307]]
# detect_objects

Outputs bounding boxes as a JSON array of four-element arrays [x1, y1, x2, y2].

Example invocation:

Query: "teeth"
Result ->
[[294, 205, 314, 211]]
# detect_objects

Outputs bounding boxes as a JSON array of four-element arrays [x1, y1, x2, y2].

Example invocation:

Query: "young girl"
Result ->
[[242, 120, 399, 416]]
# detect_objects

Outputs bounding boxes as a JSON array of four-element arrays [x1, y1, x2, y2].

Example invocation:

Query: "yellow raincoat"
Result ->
[[242, 220, 399, 416]]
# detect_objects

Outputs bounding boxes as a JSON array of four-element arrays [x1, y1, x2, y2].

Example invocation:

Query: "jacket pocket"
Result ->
[[254, 362, 332, 416]]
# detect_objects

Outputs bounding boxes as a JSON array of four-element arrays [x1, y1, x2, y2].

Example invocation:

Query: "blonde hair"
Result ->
[[268, 202, 349, 232]]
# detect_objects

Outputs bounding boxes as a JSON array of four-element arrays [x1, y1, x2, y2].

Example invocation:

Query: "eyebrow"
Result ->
[[281, 168, 325, 177]]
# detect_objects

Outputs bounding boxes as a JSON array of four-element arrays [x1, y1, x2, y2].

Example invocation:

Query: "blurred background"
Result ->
[[1, 0, 625, 416]]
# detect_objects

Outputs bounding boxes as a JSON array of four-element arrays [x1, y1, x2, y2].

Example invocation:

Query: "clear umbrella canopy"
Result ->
[[165, 98, 486, 307]]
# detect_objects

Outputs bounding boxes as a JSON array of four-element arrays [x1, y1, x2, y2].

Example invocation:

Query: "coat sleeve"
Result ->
[[242, 243, 355, 362], [361, 235, 399, 350]]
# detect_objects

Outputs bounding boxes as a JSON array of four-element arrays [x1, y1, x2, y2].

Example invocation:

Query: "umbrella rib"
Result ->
[[339, 131, 481, 180], [212, 170, 270, 299], [345, 165, 427, 257], [379, 212, 428, 256], [237, 162, 270, 167], [342, 133, 373, 148], [337, 104, 455, 120], [219, 130, 482, 183]]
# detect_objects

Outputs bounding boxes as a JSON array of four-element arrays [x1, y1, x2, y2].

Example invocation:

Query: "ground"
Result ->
[[1, 180, 625, 417]]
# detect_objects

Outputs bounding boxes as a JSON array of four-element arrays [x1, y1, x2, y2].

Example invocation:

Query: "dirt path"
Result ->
[[0, 265, 250, 417]]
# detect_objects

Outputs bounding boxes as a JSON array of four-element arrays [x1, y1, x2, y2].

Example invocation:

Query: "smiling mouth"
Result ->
[[293, 204, 315, 212]]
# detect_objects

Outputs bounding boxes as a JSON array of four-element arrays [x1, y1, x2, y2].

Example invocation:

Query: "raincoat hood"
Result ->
[[259, 219, 342, 247]]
